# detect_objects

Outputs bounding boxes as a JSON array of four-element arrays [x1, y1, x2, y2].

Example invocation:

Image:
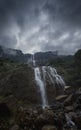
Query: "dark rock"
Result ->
[[64, 94, 73, 106], [35, 114, 48, 130], [34, 109, 55, 130], [72, 114, 81, 128], [50, 103, 62, 110], [55, 95, 67, 102], [0, 64, 38, 106], [0, 103, 12, 118], [0, 119, 9, 130], [10, 124, 19, 130], [65, 106, 74, 112], [42, 125, 57, 130], [3, 95, 18, 112], [42, 108, 55, 124]]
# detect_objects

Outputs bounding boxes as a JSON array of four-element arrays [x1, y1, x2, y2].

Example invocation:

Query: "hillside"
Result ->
[[0, 45, 32, 63], [0, 45, 58, 64], [0, 59, 38, 106]]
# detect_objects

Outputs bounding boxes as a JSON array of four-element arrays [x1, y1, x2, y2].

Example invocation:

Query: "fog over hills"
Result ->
[[0, 45, 60, 64]]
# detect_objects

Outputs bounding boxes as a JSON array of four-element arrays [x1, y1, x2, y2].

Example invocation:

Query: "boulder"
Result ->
[[0, 102, 12, 118], [55, 95, 67, 102], [65, 106, 74, 112], [10, 124, 19, 130], [78, 87, 81, 94], [3, 95, 18, 113], [42, 108, 55, 124], [64, 94, 73, 106], [64, 86, 73, 95], [64, 86, 71, 90], [0, 120, 9, 130], [34, 109, 55, 130], [15, 107, 35, 129], [53, 112, 64, 130], [72, 115, 81, 128], [50, 103, 62, 110], [42, 125, 57, 130]]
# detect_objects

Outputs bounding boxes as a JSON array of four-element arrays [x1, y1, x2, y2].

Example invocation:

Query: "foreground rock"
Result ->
[[0, 86, 81, 130], [0, 102, 12, 118], [42, 125, 57, 130], [55, 95, 67, 101], [10, 125, 19, 130]]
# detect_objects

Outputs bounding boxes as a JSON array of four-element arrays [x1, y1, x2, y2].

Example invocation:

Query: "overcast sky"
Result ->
[[0, 0, 81, 54]]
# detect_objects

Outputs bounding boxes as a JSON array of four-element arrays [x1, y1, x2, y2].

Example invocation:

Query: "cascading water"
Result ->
[[47, 66, 65, 89], [34, 67, 48, 108], [32, 54, 36, 67], [32, 54, 65, 108], [41, 66, 65, 95]]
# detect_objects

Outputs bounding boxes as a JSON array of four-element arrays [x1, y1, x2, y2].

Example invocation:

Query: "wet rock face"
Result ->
[[45, 66, 65, 104]]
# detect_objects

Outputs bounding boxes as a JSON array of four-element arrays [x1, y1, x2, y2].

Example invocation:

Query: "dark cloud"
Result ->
[[0, 0, 81, 54], [44, 0, 81, 28]]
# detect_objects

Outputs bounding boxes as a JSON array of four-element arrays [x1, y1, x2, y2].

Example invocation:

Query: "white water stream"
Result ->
[[33, 54, 65, 108], [34, 67, 48, 108]]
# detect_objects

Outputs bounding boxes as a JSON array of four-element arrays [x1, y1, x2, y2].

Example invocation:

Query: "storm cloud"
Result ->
[[0, 0, 81, 54]]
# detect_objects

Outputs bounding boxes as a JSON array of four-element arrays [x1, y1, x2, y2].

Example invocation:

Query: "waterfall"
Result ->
[[33, 54, 65, 108], [48, 66, 65, 89], [34, 67, 48, 108], [32, 54, 36, 67]]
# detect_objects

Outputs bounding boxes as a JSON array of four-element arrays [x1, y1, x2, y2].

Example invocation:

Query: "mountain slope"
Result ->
[[0, 45, 58, 65], [0, 45, 32, 63], [0, 59, 38, 106]]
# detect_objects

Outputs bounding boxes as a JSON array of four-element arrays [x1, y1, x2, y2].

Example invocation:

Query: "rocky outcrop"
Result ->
[[0, 87, 81, 130]]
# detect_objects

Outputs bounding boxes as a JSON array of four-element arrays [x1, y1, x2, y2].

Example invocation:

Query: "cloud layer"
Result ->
[[0, 0, 81, 54]]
